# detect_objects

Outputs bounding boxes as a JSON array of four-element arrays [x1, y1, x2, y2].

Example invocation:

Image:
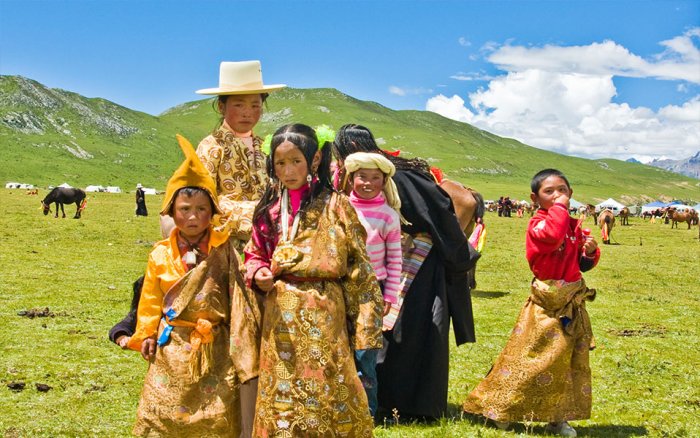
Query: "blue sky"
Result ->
[[1, 0, 699, 162]]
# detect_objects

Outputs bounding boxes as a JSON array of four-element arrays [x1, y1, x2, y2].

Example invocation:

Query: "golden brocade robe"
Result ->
[[463, 278, 596, 423], [245, 190, 383, 437], [197, 122, 267, 248], [129, 227, 263, 437]]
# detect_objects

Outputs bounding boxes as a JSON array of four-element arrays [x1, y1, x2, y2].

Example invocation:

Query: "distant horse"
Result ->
[[597, 209, 615, 244], [584, 204, 598, 224], [619, 207, 630, 226], [668, 208, 695, 230], [41, 187, 86, 219], [439, 179, 485, 289]]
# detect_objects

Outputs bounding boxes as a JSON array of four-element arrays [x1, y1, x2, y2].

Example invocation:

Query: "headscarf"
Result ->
[[344, 152, 409, 224]]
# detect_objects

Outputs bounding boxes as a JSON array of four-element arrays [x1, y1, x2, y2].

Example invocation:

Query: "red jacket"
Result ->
[[526, 203, 600, 282]]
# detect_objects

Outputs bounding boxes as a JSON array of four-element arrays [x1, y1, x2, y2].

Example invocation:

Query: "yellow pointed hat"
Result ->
[[161, 134, 222, 215]]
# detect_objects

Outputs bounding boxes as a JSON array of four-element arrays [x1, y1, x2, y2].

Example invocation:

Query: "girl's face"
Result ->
[[352, 168, 385, 200], [219, 94, 263, 134], [531, 175, 572, 210], [274, 141, 311, 190], [172, 191, 212, 240]]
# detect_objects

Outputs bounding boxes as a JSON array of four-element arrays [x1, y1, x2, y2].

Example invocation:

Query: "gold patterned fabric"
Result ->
[[133, 237, 263, 437], [197, 122, 268, 250], [245, 190, 383, 437], [463, 278, 596, 423]]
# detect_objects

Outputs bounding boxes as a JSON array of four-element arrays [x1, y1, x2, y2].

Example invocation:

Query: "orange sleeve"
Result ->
[[126, 252, 164, 351]]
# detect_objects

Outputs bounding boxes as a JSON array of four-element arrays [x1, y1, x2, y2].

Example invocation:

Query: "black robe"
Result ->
[[376, 169, 479, 419], [135, 188, 148, 216], [108, 276, 143, 344]]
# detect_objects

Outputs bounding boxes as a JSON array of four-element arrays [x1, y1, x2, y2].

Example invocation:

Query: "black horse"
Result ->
[[41, 187, 86, 219]]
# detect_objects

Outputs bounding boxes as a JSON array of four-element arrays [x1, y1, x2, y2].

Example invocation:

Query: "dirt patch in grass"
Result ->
[[17, 307, 55, 318], [610, 324, 667, 337]]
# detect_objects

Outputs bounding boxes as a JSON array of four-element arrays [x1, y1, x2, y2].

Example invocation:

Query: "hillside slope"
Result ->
[[1, 75, 698, 204]]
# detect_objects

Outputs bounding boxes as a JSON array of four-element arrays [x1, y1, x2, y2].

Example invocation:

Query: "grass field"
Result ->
[[1, 189, 698, 437]]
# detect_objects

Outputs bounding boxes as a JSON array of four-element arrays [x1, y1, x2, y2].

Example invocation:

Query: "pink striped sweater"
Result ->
[[348, 191, 402, 304]]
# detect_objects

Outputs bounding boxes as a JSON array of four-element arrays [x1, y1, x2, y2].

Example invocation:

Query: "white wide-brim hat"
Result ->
[[196, 60, 286, 95]]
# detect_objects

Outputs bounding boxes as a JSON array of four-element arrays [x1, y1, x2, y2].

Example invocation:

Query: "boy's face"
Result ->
[[172, 192, 212, 240], [352, 168, 385, 200], [530, 175, 572, 210], [219, 93, 263, 134]]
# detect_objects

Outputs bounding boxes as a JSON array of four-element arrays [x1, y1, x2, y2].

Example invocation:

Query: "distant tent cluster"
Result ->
[[5, 182, 36, 189], [6, 181, 158, 194], [641, 200, 697, 214]]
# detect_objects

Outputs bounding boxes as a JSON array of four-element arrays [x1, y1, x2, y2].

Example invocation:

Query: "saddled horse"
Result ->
[[619, 207, 630, 226], [41, 187, 87, 219], [597, 209, 615, 244], [439, 179, 485, 289], [667, 208, 695, 230]]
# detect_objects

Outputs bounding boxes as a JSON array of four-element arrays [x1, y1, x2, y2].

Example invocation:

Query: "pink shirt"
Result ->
[[349, 191, 402, 304]]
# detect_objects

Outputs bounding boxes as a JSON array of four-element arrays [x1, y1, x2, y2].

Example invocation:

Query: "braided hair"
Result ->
[[332, 124, 432, 178], [252, 123, 334, 238]]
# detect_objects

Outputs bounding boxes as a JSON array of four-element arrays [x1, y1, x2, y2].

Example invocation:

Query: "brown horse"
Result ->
[[584, 204, 598, 224], [668, 208, 695, 229], [597, 209, 615, 244], [439, 179, 485, 288], [619, 207, 630, 225]]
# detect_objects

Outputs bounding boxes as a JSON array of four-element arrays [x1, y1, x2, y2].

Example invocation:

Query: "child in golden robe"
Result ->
[[128, 135, 262, 437], [463, 169, 600, 437]]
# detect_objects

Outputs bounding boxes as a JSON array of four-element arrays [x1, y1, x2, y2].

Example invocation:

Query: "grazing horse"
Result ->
[[597, 209, 615, 244], [439, 179, 485, 289], [41, 187, 86, 219], [619, 207, 630, 226], [668, 208, 695, 230]]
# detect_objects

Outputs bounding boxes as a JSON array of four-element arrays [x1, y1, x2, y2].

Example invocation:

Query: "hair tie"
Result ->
[[315, 125, 335, 149]]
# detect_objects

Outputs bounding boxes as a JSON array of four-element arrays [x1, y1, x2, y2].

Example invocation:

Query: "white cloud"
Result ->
[[389, 86, 406, 96], [426, 29, 700, 161], [389, 85, 433, 96], [458, 37, 471, 47]]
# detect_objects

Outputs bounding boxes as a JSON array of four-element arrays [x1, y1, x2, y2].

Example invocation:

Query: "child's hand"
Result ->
[[555, 193, 571, 208], [383, 301, 392, 316], [254, 267, 275, 293], [116, 335, 131, 350], [141, 338, 156, 361], [583, 235, 598, 256]]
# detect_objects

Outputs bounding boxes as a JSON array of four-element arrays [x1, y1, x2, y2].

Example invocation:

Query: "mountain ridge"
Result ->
[[1, 75, 698, 204]]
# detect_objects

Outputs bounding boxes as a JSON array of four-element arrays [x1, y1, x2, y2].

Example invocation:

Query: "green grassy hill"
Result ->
[[2, 75, 698, 204]]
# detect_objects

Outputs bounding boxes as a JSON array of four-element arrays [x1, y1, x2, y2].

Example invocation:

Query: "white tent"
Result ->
[[5, 182, 21, 189], [570, 198, 584, 209], [58, 182, 72, 188], [142, 187, 157, 195], [595, 198, 626, 215], [85, 185, 105, 192], [105, 186, 122, 193]]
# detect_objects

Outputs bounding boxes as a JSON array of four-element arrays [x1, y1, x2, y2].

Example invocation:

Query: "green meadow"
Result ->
[[1, 189, 698, 437]]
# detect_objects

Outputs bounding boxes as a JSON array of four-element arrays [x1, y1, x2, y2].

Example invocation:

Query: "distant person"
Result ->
[[128, 135, 261, 437], [134, 183, 148, 216], [497, 196, 504, 217], [463, 168, 600, 437], [333, 124, 479, 420], [108, 276, 143, 349], [343, 151, 404, 417]]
